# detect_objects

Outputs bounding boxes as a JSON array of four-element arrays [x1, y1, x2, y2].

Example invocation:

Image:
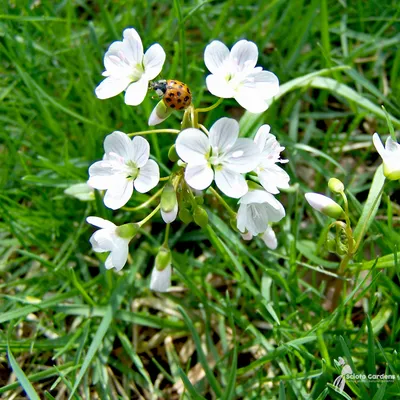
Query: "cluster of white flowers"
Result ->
[[86, 27, 288, 292]]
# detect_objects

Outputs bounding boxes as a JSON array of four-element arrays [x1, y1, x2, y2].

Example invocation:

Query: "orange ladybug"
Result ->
[[150, 79, 192, 110]]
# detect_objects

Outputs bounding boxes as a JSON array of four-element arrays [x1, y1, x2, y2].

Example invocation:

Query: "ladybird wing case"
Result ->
[[163, 80, 192, 110]]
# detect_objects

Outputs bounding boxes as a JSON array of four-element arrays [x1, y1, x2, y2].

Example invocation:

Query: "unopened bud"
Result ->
[[116, 223, 139, 239], [193, 206, 208, 228], [161, 183, 178, 223], [155, 247, 171, 271], [168, 145, 179, 162], [328, 178, 344, 193], [305, 193, 344, 219], [179, 207, 193, 224]]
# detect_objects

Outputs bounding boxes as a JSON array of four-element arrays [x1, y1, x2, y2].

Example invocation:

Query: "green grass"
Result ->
[[1, 0, 400, 398]]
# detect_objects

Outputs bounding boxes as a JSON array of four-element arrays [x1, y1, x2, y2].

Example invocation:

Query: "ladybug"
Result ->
[[150, 79, 192, 110]]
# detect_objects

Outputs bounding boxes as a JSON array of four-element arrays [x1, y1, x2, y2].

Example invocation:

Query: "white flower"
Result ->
[[254, 125, 290, 194], [95, 28, 166, 106], [373, 132, 400, 180], [204, 40, 279, 113], [87, 217, 135, 271], [305, 193, 344, 219], [150, 264, 172, 292], [237, 189, 285, 236], [175, 117, 260, 198], [88, 131, 160, 210]]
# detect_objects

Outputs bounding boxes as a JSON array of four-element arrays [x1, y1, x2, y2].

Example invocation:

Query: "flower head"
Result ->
[[253, 125, 290, 194], [88, 131, 160, 210], [176, 117, 260, 198], [237, 189, 285, 236], [373, 133, 400, 180], [204, 40, 279, 113], [305, 193, 344, 219], [95, 28, 166, 106], [87, 217, 137, 271]]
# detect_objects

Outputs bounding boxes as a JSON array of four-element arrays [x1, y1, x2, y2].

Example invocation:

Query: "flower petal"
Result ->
[[148, 100, 173, 126], [124, 77, 148, 106], [254, 124, 271, 152], [176, 128, 210, 164], [90, 230, 114, 253], [86, 216, 116, 230], [206, 74, 235, 98], [144, 43, 166, 80], [134, 159, 160, 193], [262, 226, 277, 250], [184, 163, 214, 190], [223, 138, 260, 173], [258, 164, 290, 194], [131, 136, 150, 167], [214, 167, 248, 198], [209, 117, 239, 151], [110, 237, 129, 271], [104, 177, 134, 209], [95, 76, 131, 100], [122, 28, 143, 64], [204, 40, 230, 75], [150, 264, 172, 292], [88, 161, 120, 190], [104, 131, 133, 159], [230, 40, 258, 71], [236, 204, 248, 233]]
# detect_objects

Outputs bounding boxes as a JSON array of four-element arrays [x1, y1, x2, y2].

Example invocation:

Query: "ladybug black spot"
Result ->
[[169, 93, 175, 97], [184, 96, 189, 101], [170, 104, 176, 108], [179, 106, 184, 110], [177, 91, 182, 97], [171, 81, 176, 84], [166, 98, 172, 102], [187, 88, 191, 94], [178, 84, 183, 89], [177, 99, 182, 103]]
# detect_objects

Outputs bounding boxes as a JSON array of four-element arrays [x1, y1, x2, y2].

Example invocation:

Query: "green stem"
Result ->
[[339, 190, 354, 255], [127, 129, 180, 137], [196, 98, 223, 113], [138, 204, 161, 226], [122, 188, 163, 212], [209, 186, 236, 218], [163, 223, 170, 247]]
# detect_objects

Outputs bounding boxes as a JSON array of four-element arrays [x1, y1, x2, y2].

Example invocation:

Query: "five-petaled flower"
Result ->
[[253, 124, 290, 194], [204, 40, 279, 113], [373, 132, 400, 181], [87, 217, 137, 271], [237, 189, 285, 236], [175, 117, 260, 198], [95, 28, 166, 106], [88, 131, 160, 210]]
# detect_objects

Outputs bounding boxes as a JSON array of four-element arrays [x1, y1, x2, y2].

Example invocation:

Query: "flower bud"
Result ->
[[328, 178, 344, 193], [168, 145, 179, 162], [193, 206, 208, 228], [161, 183, 178, 223], [179, 207, 193, 224], [305, 193, 345, 219], [373, 133, 400, 181], [116, 223, 139, 239], [155, 247, 172, 271]]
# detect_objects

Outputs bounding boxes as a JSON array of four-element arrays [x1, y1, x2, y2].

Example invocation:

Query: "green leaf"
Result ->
[[7, 346, 40, 400], [178, 306, 222, 397], [68, 306, 113, 399], [353, 165, 385, 246]]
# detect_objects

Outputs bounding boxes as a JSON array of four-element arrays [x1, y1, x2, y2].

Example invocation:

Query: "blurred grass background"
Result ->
[[1, 0, 400, 398]]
